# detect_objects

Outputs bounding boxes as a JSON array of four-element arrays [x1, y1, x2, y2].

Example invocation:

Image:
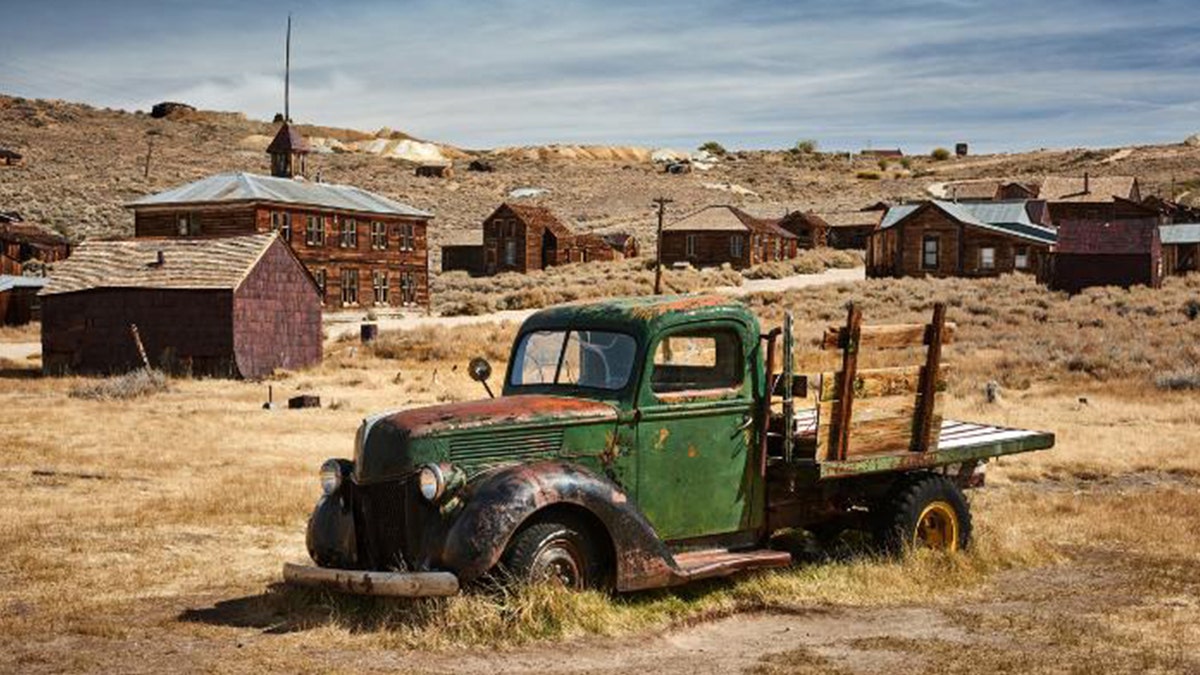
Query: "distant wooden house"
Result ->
[[1041, 174, 1141, 225], [942, 180, 1037, 201], [415, 164, 453, 179], [1142, 196, 1200, 224], [778, 212, 829, 249], [482, 203, 577, 275], [818, 210, 884, 249], [440, 232, 485, 276], [661, 205, 798, 270], [0, 213, 71, 276], [1050, 219, 1162, 294], [0, 275, 47, 326], [0, 149, 23, 167], [41, 233, 321, 378], [127, 123, 433, 309], [868, 200, 1056, 279], [1160, 223, 1200, 277], [599, 233, 639, 259]]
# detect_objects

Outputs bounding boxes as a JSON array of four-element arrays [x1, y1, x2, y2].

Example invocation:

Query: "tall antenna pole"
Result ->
[[284, 14, 291, 123], [652, 196, 673, 295]]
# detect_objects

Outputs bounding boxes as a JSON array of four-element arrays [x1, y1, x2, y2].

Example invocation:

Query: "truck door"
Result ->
[[634, 322, 760, 542]]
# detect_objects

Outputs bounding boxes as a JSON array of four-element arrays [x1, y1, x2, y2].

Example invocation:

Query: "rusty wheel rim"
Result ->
[[914, 500, 960, 551], [530, 539, 584, 589]]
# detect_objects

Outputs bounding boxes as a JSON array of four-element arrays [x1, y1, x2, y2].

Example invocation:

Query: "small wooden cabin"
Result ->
[[1042, 175, 1142, 225], [481, 203, 577, 275], [1050, 219, 1162, 294], [868, 200, 1056, 279], [41, 233, 321, 378], [1158, 223, 1200, 277], [819, 211, 884, 249], [661, 205, 798, 269], [778, 212, 829, 249], [0, 275, 46, 325], [0, 213, 71, 276]]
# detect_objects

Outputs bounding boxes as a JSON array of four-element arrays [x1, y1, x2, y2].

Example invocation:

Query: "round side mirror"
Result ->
[[468, 357, 492, 383]]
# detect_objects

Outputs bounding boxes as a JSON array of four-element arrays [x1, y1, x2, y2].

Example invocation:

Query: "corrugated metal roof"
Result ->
[[128, 172, 432, 218], [0, 275, 48, 293], [881, 200, 1056, 245], [1160, 223, 1200, 245], [41, 233, 283, 295]]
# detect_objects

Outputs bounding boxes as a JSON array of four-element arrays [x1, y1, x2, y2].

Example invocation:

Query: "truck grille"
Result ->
[[353, 478, 438, 571], [449, 427, 564, 463]]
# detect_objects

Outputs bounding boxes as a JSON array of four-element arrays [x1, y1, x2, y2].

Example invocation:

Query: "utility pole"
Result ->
[[652, 196, 673, 295], [284, 14, 291, 122]]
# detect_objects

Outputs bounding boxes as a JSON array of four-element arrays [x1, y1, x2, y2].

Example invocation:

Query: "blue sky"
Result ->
[[2, 0, 1200, 152]]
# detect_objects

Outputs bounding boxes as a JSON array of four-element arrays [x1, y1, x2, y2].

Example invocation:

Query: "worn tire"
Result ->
[[501, 518, 606, 590], [875, 474, 972, 553]]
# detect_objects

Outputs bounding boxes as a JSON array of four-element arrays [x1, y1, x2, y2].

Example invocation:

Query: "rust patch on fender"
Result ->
[[382, 395, 618, 438]]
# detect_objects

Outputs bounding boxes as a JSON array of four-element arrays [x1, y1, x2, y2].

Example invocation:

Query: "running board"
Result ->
[[673, 548, 792, 582]]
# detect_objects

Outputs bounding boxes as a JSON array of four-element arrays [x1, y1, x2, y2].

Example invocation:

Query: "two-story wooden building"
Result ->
[[127, 124, 433, 309], [867, 200, 1057, 279], [661, 205, 798, 269]]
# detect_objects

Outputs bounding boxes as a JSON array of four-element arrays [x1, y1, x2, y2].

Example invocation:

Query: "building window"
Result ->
[[177, 213, 200, 236], [371, 221, 388, 250], [341, 268, 359, 306], [504, 239, 518, 266], [1014, 246, 1029, 270], [774, 238, 782, 260], [399, 270, 418, 306], [730, 235, 744, 258], [980, 246, 996, 270], [271, 212, 292, 242], [373, 270, 389, 306], [398, 223, 415, 251], [686, 234, 697, 258], [305, 215, 324, 246], [339, 218, 358, 249], [922, 236, 939, 270], [314, 269, 327, 304]]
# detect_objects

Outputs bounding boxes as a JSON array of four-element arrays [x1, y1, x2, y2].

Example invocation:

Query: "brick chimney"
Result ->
[[1084, 171, 1090, 194]]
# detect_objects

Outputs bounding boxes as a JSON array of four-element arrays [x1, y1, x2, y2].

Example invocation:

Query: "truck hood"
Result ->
[[355, 395, 620, 483]]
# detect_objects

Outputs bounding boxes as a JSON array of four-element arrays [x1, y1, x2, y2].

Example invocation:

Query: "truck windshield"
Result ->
[[510, 330, 637, 391]]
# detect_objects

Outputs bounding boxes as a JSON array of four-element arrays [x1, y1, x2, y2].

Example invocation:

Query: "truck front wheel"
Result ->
[[876, 474, 972, 553], [502, 519, 603, 590]]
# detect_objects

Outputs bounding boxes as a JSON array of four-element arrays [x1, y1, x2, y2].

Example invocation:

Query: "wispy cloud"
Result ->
[[2, 0, 1199, 152]]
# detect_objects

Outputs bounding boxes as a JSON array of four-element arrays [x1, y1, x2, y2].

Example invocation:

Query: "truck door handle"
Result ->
[[737, 414, 755, 431]]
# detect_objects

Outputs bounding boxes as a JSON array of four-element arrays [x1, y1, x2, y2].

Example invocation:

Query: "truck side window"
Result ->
[[651, 329, 743, 394]]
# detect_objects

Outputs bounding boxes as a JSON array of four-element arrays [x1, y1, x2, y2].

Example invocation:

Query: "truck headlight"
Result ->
[[418, 463, 445, 502], [320, 459, 345, 495]]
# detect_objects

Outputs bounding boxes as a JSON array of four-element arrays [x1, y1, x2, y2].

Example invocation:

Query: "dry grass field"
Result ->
[[2, 275, 1200, 673]]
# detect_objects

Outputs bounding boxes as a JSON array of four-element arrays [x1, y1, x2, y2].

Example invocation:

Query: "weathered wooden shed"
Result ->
[[1050, 219, 1162, 294], [868, 200, 1056, 279], [440, 232, 485, 276], [778, 211, 829, 249], [1158, 223, 1200, 277], [481, 203, 576, 275], [0, 213, 71, 276], [41, 233, 321, 378], [661, 205, 798, 270], [0, 275, 46, 325]]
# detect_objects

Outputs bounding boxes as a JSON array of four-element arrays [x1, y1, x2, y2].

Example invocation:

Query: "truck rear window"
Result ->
[[510, 330, 637, 391]]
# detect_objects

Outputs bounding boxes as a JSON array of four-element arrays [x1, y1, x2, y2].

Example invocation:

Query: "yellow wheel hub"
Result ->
[[914, 500, 960, 551]]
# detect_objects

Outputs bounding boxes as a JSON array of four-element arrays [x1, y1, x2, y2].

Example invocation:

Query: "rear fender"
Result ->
[[439, 461, 679, 591]]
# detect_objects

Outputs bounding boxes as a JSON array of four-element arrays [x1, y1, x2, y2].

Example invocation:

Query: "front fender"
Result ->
[[440, 461, 679, 591], [306, 493, 358, 569]]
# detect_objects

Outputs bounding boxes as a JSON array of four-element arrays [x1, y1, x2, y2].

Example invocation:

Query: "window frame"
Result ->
[[685, 234, 698, 258], [339, 217, 358, 249], [1014, 245, 1030, 270], [979, 246, 996, 270], [371, 221, 388, 250], [340, 268, 359, 306], [507, 328, 639, 393], [921, 235, 940, 270], [305, 215, 324, 247], [730, 234, 744, 258], [647, 326, 746, 401], [314, 268, 327, 304], [372, 270, 389, 306]]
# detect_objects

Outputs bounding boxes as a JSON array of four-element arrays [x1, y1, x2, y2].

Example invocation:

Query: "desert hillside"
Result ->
[[2, 94, 1198, 257]]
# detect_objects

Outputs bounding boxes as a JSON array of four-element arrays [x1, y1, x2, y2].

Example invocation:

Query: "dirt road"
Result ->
[[323, 267, 866, 341]]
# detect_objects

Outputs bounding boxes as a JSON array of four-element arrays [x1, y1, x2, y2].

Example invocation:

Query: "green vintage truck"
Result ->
[[284, 295, 1053, 596]]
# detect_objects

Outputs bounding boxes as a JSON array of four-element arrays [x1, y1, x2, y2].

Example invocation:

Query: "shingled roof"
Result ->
[[497, 203, 575, 239], [41, 233, 296, 295], [266, 123, 311, 155], [665, 205, 797, 239], [1039, 176, 1138, 202], [127, 172, 431, 218], [0, 220, 69, 247]]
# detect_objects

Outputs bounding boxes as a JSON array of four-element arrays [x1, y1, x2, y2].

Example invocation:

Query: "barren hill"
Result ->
[[2, 94, 1198, 260]]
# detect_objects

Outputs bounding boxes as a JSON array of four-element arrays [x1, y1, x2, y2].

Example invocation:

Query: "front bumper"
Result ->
[[282, 562, 459, 597]]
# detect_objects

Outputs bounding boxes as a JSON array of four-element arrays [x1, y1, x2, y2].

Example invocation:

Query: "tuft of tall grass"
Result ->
[[68, 368, 169, 401]]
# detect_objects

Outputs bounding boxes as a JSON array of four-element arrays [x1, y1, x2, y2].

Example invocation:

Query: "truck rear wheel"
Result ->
[[876, 474, 972, 553], [502, 519, 603, 590]]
